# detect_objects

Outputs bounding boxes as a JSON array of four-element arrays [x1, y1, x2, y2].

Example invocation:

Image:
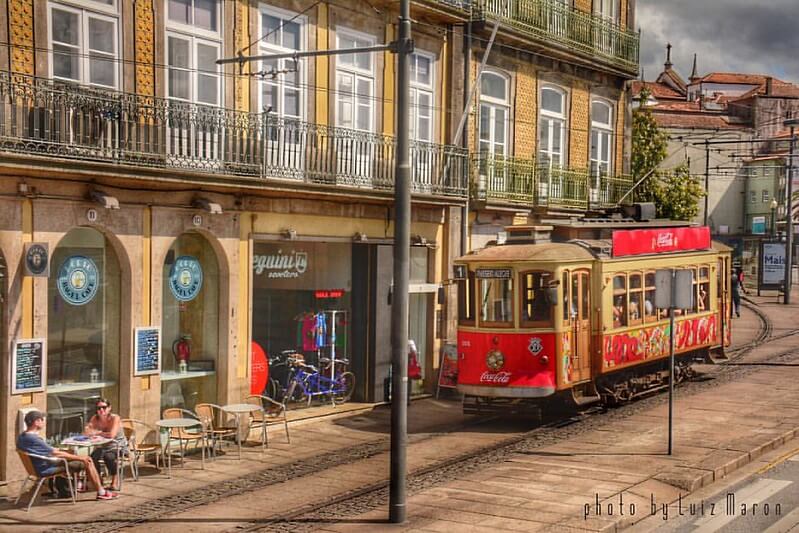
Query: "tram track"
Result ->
[[61, 301, 799, 533]]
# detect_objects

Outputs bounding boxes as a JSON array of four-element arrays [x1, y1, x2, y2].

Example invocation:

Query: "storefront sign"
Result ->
[[134, 327, 161, 376], [12, 338, 46, 394], [475, 268, 512, 279], [24, 242, 49, 277], [761, 242, 786, 287], [169, 256, 203, 302], [57, 255, 99, 305], [253, 251, 308, 279], [612, 227, 712, 258], [315, 289, 345, 299], [752, 216, 767, 235]]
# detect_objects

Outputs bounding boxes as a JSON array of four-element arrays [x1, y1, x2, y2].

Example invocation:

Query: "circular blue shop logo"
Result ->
[[57, 255, 99, 306], [169, 256, 203, 302]]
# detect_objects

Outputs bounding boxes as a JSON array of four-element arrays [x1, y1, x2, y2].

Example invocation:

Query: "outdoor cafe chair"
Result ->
[[121, 419, 163, 478], [245, 394, 291, 446], [161, 408, 205, 466], [194, 404, 237, 458], [15, 450, 76, 512]]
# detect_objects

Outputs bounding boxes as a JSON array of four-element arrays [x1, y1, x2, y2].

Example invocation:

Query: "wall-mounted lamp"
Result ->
[[90, 190, 120, 210], [193, 197, 223, 214], [353, 232, 368, 243], [282, 228, 298, 240]]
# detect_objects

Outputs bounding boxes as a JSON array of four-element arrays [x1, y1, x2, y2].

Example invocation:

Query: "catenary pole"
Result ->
[[667, 269, 676, 455], [785, 127, 796, 304], [704, 139, 710, 226], [389, 0, 412, 522]]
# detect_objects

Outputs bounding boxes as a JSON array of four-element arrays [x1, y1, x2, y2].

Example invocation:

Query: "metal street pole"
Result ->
[[668, 269, 676, 455], [704, 139, 710, 226], [389, 0, 412, 523], [784, 126, 796, 305]]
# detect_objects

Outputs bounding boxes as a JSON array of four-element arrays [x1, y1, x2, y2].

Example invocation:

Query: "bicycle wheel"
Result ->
[[332, 372, 355, 404], [286, 380, 308, 405], [265, 378, 282, 402]]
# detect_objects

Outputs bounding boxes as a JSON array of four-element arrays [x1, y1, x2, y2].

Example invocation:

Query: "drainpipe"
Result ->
[[461, 21, 471, 257]]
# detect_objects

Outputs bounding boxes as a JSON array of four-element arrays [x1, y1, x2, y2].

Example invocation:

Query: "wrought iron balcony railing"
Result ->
[[474, 0, 640, 74], [474, 153, 633, 210], [0, 74, 469, 198]]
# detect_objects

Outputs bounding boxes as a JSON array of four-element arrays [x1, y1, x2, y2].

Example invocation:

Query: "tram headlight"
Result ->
[[539, 355, 549, 366]]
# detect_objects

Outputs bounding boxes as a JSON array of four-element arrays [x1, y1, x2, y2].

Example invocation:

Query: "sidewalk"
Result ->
[[325, 295, 799, 532]]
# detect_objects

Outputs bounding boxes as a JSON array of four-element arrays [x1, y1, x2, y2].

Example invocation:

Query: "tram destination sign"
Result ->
[[12, 338, 46, 394], [612, 227, 711, 258], [475, 268, 512, 279]]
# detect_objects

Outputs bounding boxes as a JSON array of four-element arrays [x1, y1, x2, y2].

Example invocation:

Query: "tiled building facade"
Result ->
[[0, 0, 638, 485]]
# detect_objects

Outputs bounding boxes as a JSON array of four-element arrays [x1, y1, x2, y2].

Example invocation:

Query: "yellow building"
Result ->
[[0, 0, 638, 484]]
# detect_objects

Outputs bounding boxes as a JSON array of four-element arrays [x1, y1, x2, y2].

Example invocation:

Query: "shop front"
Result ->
[[46, 227, 121, 443], [252, 241, 356, 403], [160, 233, 221, 411]]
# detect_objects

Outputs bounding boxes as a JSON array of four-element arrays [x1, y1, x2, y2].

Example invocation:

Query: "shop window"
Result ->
[[612, 274, 627, 328], [521, 271, 552, 327], [409, 247, 432, 394], [161, 233, 220, 412], [458, 270, 476, 326], [47, 227, 121, 443], [479, 277, 514, 326], [252, 241, 353, 403]]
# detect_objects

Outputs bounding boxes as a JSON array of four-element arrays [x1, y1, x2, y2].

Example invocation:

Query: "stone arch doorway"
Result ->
[[47, 227, 122, 442], [160, 232, 221, 411]]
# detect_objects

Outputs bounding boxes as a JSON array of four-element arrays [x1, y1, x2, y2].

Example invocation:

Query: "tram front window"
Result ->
[[479, 278, 514, 325]]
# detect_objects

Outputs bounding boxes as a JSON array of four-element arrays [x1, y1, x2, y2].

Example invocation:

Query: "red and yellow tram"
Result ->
[[454, 222, 732, 413]]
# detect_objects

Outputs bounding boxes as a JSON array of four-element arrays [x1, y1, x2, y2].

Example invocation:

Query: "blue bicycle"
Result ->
[[284, 354, 355, 406]]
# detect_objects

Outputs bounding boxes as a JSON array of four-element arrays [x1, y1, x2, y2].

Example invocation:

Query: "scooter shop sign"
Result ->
[[253, 250, 308, 279]]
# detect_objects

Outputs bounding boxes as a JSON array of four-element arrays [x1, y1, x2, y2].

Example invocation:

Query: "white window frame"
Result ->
[[335, 27, 376, 133], [165, 0, 222, 106], [48, 1, 120, 89], [594, 0, 618, 22], [165, 0, 221, 41], [478, 69, 510, 158], [409, 50, 436, 143], [590, 98, 614, 177], [258, 5, 307, 120], [538, 84, 568, 168]]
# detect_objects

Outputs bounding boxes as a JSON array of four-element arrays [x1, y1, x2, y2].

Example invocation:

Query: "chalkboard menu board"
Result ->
[[12, 339, 46, 394], [134, 327, 161, 376]]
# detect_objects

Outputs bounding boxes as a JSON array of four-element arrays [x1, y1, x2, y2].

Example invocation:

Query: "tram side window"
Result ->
[[458, 271, 476, 325], [698, 266, 710, 312], [562, 271, 570, 323], [644, 272, 657, 322], [522, 271, 552, 326], [612, 274, 627, 328], [629, 273, 643, 325], [480, 278, 514, 325]]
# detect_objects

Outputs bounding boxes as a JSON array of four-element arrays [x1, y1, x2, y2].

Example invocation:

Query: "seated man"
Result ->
[[17, 410, 118, 501]]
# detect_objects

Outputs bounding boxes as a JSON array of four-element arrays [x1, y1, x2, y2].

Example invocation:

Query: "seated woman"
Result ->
[[84, 398, 128, 491]]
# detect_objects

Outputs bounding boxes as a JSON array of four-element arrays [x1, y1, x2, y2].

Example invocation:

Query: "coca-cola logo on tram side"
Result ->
[[480, 371, 512, 384]]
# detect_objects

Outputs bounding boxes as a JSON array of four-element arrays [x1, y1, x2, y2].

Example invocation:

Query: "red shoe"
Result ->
[[97, 491, 119, 500]]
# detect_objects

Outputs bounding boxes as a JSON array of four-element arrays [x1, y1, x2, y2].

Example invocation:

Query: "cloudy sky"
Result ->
[[638, 0, 799, 83]]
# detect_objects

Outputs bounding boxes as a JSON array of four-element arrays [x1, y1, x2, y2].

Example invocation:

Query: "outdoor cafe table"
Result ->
[[156, 418, 205, 477], [221, 403, 265, 459], [59, 436, 113, 488]]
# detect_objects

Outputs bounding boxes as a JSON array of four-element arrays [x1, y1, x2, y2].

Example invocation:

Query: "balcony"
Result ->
[[474, 153, 633, 210], [473, 0, 640, 75], [0, 73, 469, 199]]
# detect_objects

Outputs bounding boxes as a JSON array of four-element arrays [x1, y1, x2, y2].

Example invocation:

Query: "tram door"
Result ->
[[718, 257, 730, 346], [571, 270, 592, 382]]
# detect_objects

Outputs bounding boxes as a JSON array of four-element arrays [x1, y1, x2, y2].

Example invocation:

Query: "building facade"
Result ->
[[0, 0, 638, 484]]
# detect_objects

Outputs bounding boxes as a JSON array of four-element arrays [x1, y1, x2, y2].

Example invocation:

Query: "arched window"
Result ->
[[161, 233, 220, 411], [479, 71, 510, 159], [539, 86, 567, 167], [47, 227, 121, 442], [590, 99, 614, 178]]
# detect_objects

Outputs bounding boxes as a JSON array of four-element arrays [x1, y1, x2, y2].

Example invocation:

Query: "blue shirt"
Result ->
[[17, 432, 57, 476]]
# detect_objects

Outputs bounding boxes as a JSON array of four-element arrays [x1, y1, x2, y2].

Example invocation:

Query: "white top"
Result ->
[[221, 403, 263, 414], [156, 418, 202, 429]]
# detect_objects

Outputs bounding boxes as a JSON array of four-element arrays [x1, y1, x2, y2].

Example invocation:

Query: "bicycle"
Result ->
[[285, 356, 355, 406]]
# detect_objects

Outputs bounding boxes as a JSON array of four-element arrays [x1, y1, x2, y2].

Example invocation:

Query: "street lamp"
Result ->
[[771, 198, 779, 237], [782, 118, 798, 304]]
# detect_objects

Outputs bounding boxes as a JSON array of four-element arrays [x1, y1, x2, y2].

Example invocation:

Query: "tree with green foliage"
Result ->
[[631, 90, 705, 220], [652, 164, 706, 220], [631, 89, 668, 202]]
